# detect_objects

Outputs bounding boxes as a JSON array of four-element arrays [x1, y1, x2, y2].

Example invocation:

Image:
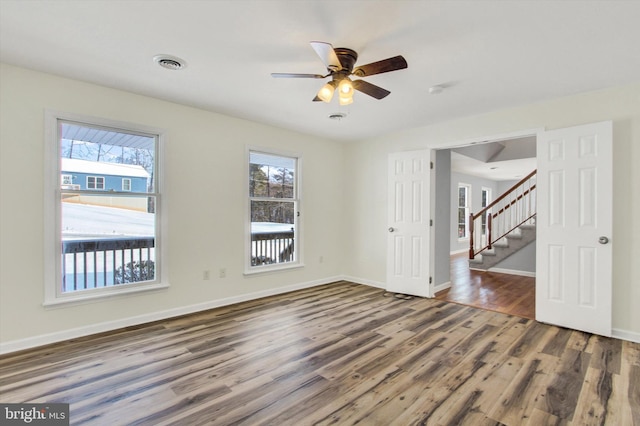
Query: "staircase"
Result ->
[[469, 170, 536, 270], [469, 223, 536, 270]]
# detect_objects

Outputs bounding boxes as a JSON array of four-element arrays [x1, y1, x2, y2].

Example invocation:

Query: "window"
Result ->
[[458, 183, 471, 239], [87, 176, 105, 190], [247, 149, 300, 272], [481, 187, 492, 236], [45, 111, 166, 304]]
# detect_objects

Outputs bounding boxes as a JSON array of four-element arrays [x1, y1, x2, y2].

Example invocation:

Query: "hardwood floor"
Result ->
[[435, 253, 536, 320], [1, 282, 638, 425]]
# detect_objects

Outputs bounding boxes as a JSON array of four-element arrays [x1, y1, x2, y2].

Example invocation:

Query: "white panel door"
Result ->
[[386, 150, 432, 297], [536, 121, 612, 336]]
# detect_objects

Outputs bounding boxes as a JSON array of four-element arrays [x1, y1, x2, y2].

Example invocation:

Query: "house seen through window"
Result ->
[[55, 119, 159, 296]]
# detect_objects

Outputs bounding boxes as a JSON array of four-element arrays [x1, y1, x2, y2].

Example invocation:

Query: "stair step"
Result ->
[[469, 223, 536, 271]]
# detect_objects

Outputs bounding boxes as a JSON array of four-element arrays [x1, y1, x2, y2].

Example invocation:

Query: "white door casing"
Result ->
[[536, 121, 613, 336], [386, 150, 432, 297]]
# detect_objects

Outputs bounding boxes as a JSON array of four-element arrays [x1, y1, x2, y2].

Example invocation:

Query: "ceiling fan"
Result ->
[[271, 41, 408, 105]]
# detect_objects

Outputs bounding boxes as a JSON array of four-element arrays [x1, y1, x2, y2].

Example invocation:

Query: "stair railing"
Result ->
[[469, 169, 537, 259]]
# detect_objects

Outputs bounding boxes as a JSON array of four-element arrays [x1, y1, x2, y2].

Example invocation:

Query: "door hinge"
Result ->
[[430, 219, 433, 226], [429, 276, 433, 284], [430, 161, 434, 169]]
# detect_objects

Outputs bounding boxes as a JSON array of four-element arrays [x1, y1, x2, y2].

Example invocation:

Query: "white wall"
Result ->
[[0, 64, 346, 351], [2, 62, 639, 350], [344, 82, 640, 339]]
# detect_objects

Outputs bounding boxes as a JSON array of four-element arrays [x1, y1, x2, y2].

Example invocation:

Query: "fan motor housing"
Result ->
[[333, 48, 358, 73]]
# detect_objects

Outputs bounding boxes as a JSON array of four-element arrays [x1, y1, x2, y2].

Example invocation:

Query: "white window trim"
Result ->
[[244, 146, 303, 275], [457, 182, 471, 241], [44, 110, 169, 306], [61, 174, 72, 185], [122, 178, 132, 191]]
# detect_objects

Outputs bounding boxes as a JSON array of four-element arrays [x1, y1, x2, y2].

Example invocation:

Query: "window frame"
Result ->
[[244, 146, 303, 275], [44, 110, 168, 306], [86, 175, 105, 190], [481, 187, 492, 236], [122, 178, 132, 192], [457, 183, 471, 240]]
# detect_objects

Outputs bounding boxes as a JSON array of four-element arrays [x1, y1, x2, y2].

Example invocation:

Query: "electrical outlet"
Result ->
[[203, 270, 210, 280], [219, 268, 226, 278]]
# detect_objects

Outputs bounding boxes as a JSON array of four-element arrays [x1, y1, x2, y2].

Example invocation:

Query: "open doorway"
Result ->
[[431, 135, 537, 319]]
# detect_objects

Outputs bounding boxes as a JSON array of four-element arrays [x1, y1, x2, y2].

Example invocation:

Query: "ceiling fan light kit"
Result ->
[[272, 41, 407, 104], [317, 81, 336, 102], [338, 78, 354, 105]]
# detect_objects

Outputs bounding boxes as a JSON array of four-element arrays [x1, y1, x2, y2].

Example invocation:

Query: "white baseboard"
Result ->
[[5, 275, 637, 354], [612, 328, 640, 343], [450, 248, 468, 255], [0, 276, 343, 355], [487, 268, 536, 278], [434, 281, 451, 294], [341, 275, 386, 289]]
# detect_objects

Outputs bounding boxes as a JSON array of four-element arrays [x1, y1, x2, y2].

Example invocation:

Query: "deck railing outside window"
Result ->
[[62, 229, 295, 288], [251, 226, 294, 266], [62, 237, 155, 292]]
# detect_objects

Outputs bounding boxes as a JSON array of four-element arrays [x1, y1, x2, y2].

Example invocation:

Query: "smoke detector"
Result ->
[[153, 54, 186, 70]]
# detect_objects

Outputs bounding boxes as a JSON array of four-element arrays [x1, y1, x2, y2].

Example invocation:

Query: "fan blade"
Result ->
[[271, 73, 326, 78], [353, 55, 407, 77], [352, 80, 390, 99], [310, 41, 342, 71]]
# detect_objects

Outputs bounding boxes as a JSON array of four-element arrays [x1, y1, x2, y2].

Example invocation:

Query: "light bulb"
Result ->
[[338, 78, 354, 105], [317, 82, 335, 103], [338, 78, 353, 96]]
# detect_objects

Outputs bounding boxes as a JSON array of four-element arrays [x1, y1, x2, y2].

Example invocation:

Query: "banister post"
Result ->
[[468, 213, 475, 259], [487, 213, 492, 250]]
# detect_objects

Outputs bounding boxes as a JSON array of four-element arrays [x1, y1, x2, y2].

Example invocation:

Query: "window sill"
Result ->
[[244, 262, 304, 276], [43, 282, 169, 308]]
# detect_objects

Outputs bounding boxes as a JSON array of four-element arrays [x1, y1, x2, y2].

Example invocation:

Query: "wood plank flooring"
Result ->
[[436, 253, 536, 319], [1, 282, 638, 425]]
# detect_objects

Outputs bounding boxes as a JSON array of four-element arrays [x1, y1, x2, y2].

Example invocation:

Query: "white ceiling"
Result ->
[[1, 0, 639, 144], [451, 152, 536, 182]]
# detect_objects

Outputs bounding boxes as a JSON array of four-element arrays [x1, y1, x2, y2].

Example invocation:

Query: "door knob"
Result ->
[[598, 236, 609, 244], [388, 227, 395, 233]]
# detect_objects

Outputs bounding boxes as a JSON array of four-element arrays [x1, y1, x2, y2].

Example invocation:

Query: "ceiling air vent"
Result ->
[[153, 54, 186, 70], [328, 112, 347, 121]]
